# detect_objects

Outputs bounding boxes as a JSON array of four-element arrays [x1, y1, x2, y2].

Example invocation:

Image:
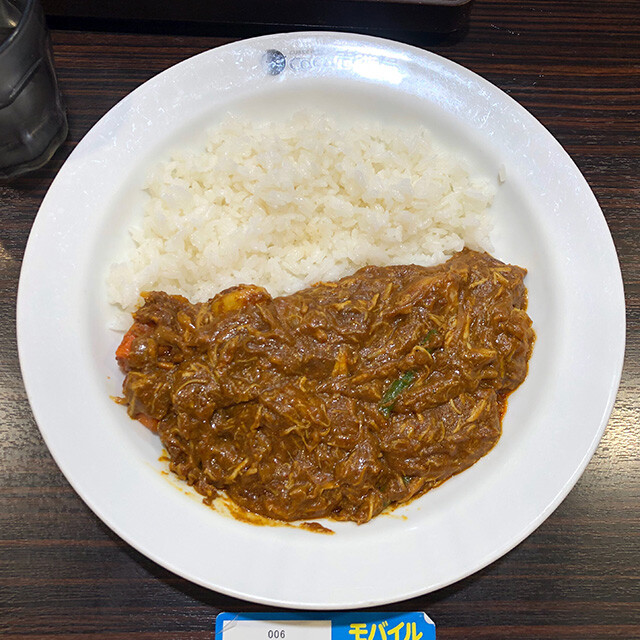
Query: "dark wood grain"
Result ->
[[1, 1, 638, 638]]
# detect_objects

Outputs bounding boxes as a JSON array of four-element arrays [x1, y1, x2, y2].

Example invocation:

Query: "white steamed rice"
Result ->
[[107, 110, 495, 314]]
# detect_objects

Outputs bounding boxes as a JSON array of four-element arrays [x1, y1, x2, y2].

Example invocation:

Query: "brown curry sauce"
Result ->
[[116, 249, 534, 525]]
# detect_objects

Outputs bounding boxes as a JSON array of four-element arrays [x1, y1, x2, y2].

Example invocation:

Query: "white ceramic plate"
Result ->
[[17, 32, 625, 609]]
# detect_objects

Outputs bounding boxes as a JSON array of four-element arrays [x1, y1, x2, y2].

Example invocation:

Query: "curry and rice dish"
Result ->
[[110, 110, 534, 524], [116, 249, 534, 524]]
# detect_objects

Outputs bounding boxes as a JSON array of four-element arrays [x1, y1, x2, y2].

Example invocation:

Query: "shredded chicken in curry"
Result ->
[[116, 249, 534, 524]]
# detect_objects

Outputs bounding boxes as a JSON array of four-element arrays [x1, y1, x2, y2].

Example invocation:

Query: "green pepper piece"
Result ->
[[420, 328, 437, 346], [379, 370, 416, 416]]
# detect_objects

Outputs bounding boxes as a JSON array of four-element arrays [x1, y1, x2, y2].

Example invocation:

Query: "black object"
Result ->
[[41, 0, 473, 38], [0, 0, 67, 179]]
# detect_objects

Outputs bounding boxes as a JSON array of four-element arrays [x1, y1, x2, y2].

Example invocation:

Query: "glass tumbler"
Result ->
[[0, 0, 67, 179]]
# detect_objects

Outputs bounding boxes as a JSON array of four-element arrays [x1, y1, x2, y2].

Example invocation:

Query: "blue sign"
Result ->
[[215, 611, 436, 640]]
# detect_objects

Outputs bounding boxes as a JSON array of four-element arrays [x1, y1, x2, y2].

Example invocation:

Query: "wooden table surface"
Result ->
[[1, 1, 638, 638]]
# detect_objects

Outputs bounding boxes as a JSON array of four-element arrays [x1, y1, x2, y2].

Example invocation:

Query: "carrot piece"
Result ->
[[115, 329, 136, 362], [115, 322, 149, 369], [136, 413, 159, 433]]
